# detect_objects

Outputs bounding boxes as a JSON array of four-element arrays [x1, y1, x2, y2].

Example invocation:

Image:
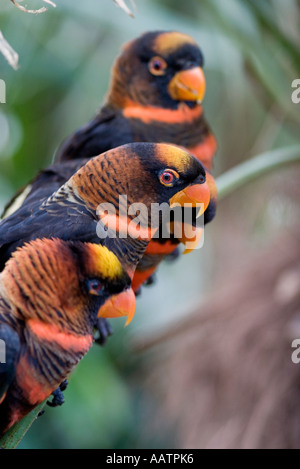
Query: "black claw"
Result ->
[[47, 386, 65, 408], [59, 379, 68, 392], [38, 410, 45, 418], [95, 318, 113, 346], [135, 288, 142, 297], [47, 380, 68, 407], [145, 274, 156, 286]]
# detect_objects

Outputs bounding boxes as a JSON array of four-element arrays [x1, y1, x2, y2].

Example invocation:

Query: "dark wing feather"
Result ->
[[0, 203, 100, 271], [55, 107, 133, 162], [1, 159, 88, 220], [0, 159, 98, 271]]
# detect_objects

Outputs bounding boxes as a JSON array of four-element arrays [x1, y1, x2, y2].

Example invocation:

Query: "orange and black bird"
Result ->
[[2, 31, 217, 292], [0, 142, 210, 308], [54, 30, 218, 291], [56, 31, 217, 173], [0, 238, 131, 436]]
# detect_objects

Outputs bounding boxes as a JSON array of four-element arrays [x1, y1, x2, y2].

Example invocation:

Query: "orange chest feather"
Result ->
[[145, 239, 178, 255], [15, 321, 93, 406], [123, 102, 203, 124], [27, 320, 93, 353], [132, 267, 157, 293], [132, 241, 179, 292], [16, 356, 54, 405], [187, 134, 218, 171]]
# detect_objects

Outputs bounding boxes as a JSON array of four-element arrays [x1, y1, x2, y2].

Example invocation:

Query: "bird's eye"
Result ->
[[149, 56, 167, 76], [87, 279, 103, 296], [198, 174, 206, 184], [159, 169, 179, 187]]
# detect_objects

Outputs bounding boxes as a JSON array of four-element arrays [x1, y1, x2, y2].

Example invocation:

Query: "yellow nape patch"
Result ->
[[155, 143, 193, 173], [154, 32, 197, 55], [86, 244, 124, 280]]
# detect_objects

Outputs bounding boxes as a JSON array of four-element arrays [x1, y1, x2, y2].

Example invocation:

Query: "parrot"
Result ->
[[0, 238, 132, 436], [2, 31, 217, 294], [0, 143, 210, 326]]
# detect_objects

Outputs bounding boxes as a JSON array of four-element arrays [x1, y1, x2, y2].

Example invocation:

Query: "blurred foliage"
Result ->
[[0, 0, 299, 449]]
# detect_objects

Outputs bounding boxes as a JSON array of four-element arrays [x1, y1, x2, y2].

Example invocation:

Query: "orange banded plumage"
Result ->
[[0, 238, 130, 435]]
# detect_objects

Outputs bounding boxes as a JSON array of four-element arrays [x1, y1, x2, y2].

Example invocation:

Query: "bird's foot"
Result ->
[[145, 274, 156, 287], [95, 318, 113, 346], [59, 379, 68, 392], [47, 380, 68, 408]]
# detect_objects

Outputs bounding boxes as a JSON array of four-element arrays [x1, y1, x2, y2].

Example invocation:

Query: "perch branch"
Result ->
[[217, 145, 300, 200], [0, 401, 46, 449]]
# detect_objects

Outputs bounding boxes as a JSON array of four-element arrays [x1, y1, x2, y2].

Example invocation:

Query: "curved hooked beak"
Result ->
[[168, 67, 206, 103], [170, 182, 210, 215], [98, 287, 136, 327], [169, 182, 210, 253]]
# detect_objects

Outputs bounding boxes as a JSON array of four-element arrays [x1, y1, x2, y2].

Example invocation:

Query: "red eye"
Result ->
[[160, 169, 179, 187], [87, 279, 103, 296], [149, 56, 167, 76]]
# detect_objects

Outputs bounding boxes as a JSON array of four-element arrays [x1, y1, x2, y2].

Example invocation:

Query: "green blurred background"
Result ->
[[0, 0, 299, 449]]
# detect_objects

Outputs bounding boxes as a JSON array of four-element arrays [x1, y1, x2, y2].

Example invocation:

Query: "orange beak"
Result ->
[[98, 287, 136, 327], [168, 67, 206, 103], [169, 182, 210, 253], [170, 182, 210, 215]]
